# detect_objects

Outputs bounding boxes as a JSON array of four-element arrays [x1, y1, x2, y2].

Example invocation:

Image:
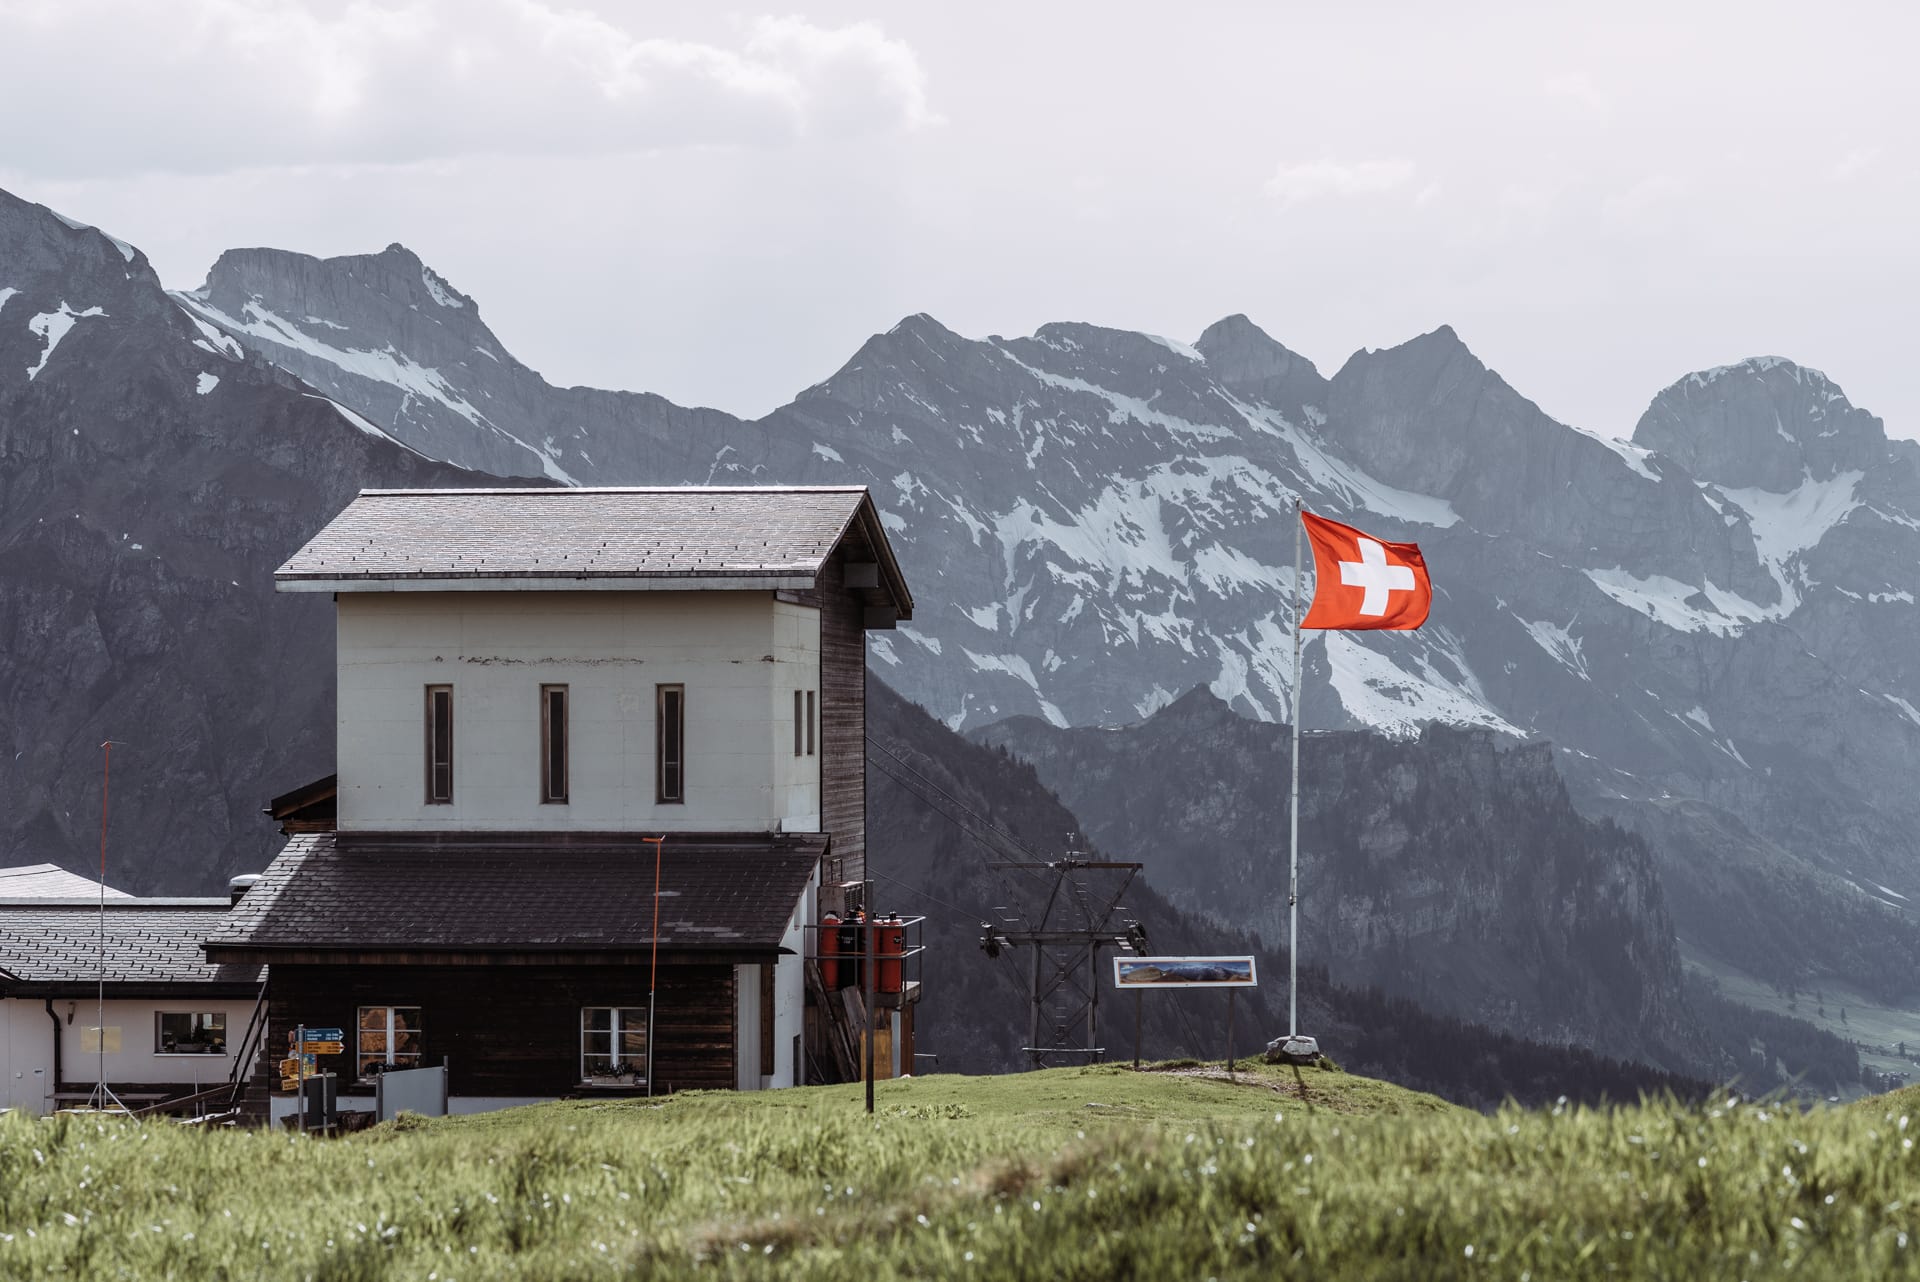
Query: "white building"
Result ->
[[0, 885, 266, 1117], [207, 486, 914, 1119]]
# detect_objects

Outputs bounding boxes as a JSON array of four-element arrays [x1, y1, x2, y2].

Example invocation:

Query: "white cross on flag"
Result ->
[[1299, 510, 1432, 631]]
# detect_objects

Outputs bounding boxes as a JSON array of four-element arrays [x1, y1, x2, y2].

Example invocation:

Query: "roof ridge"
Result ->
[[356, 485, 874, 497]]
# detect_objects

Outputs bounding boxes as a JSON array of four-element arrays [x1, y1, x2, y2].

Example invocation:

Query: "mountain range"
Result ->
[[4, 184, 1917, 1085]]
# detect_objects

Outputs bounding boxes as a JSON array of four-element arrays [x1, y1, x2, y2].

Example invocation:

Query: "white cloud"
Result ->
[[0, 0, 936, 178], [1264, 159, 1417, 208], [1830, 146, 1883, 182]]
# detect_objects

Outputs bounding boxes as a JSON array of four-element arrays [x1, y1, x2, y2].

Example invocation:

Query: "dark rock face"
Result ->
[[973, 689, 1694, 1063], [0, 190, 511, 892], [1634, 358, 1888, 490]]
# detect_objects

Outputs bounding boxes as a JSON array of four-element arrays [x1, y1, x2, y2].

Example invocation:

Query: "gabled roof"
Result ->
[[0, 900, 262, 995], [273, 486, 911, 620], [0, 863, 131, 899], [205, 831, 825, 963], [265, 774, 337, 834]]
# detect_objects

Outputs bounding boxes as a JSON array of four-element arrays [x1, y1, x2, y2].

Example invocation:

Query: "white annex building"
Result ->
[[0, 868, 267, 1118]]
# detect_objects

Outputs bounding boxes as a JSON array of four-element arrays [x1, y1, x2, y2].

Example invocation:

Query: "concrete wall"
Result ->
[[336, 591, 822, 833]]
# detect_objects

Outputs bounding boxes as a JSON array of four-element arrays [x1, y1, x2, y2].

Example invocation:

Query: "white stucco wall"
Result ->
[[1, 999, 56, 1114], [336, 591, 822, 832], [1, 997, 262, 1115]]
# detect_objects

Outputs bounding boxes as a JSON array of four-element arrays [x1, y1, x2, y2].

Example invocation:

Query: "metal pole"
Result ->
[[1087, 941, 1099, 1062], [645, 836, 664, 1098], [97, 742, 109, 1101], [1290, 503, 1304, 1039], [864, 881, 876, 1114], [296, 1023, 306, 1133], [1226, 989, 1237, 1075], [1133, 989, 1143, 1069]]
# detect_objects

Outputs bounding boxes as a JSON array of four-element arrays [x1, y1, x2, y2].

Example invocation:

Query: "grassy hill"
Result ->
[[3, 1064, 1918, 1279]]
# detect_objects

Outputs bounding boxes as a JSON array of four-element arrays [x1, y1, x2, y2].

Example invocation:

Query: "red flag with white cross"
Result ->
[[1300, 511, 1431, 630]]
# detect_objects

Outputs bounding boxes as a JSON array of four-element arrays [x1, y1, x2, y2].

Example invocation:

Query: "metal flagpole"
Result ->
[[1289, 505, 1304, 1040]]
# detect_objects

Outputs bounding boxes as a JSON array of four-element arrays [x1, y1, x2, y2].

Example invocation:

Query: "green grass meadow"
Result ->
[[3, 1064, 1919, 1280]]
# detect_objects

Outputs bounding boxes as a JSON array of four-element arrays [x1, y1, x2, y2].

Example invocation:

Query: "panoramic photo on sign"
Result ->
[[1113, 956, 1258, 988]]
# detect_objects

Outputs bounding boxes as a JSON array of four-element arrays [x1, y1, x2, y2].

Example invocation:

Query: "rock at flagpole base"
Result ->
[[1265, 1033, 1321, 1065]]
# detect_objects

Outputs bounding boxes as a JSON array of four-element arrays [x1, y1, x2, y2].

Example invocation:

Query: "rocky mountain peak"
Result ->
[[1632, 356, 1887, 491], [1193, 313, 1327, 414], [0, 190, 173, 330], [190, 243, 489, 347]]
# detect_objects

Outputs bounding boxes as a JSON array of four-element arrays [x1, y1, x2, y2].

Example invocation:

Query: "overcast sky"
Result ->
[[3, 0, 1915, 438]]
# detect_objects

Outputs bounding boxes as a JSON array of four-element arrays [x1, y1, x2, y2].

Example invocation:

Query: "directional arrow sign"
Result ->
[[296, 1027, 344, 1043], [298, 1041, 346, 1055]]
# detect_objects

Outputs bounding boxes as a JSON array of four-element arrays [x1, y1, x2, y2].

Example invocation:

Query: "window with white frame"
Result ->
[[357, 1005, 423, 1077], [155, 1011, 226, 1055], [581, 1007, 648, 1084]]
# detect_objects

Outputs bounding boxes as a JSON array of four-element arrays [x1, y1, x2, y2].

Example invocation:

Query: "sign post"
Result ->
[[1112, 956, 1258, 1070]]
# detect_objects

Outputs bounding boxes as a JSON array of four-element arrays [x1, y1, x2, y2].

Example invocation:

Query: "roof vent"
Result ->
[[229, 874, 262, 906]]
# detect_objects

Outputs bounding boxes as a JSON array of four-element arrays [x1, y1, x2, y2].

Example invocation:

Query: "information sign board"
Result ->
[[1112, 955, 1257, 989]]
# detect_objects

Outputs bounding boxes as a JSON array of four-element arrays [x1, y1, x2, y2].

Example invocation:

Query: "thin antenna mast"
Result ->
[[89, 741, 127, 1113]]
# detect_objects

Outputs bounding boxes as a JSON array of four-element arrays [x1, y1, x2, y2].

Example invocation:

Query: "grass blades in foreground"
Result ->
[[0, 1062, 1917, 1279]]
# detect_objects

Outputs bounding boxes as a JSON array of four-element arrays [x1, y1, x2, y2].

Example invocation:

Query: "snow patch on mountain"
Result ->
[[196, 372, 219, 395], [50, 209, 136, 263], [179, 309, 245, 359], [1715, 470, 1863, 610], [1232, 396, 1460, 528], [1144, 333, 1206, 363], [963, 647, 1067, 726], [1321, 631, 1521, 737], [25, 302, 106, 380], [1582, 566, 1782, 637], [301, 393, 412, 450], [994, 347, 1237, 443], [0, 286, 17, 315], [1572, 425, 1660, 482], [420, 266, 465, 309], [177, 294, 493, 429], [1519, 616, 1591, 681]]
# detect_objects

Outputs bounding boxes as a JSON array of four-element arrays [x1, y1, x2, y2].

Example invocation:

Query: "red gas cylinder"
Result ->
[[877, 916, 906, 994], [819, 912, 842, 990], [839, 912, 865, 990]]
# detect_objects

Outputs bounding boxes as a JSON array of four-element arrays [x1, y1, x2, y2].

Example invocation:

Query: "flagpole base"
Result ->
[[1264, 1033, 1322, 1066]]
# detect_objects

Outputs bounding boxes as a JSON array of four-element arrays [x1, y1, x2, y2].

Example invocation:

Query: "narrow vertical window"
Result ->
[[806, 690, 817, 757], [541, 684, 569, 804], [657, 684, 685, 804], [793, 690, 804, 757], [425, 685, 453, 804]]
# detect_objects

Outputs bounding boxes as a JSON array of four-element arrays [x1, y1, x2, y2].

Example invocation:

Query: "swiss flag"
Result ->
[[1300, 511, 1432, 631]]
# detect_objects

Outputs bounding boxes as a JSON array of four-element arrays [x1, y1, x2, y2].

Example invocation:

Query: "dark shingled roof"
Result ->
[[204, 832, 824, 960], [0, 900, 263, 994], [274, 486, 911, 617]]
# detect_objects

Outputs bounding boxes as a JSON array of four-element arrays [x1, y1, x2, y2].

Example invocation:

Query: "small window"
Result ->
[[657, 684, 684, 804], [541, 684, 569, 803], [155, 1011, 226, 1055], [794, 689, 804, 757], [425, 686, 453, 804], [806, 690, 817, 757], [582, 1007, 648, 1084], [357, 1006, 423, 1078]]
